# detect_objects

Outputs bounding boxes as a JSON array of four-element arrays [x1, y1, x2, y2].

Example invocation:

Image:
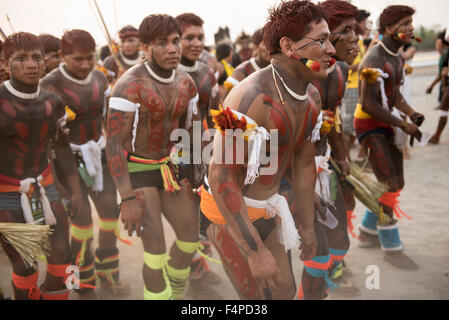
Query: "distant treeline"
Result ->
[[414, 25, 443, 51]]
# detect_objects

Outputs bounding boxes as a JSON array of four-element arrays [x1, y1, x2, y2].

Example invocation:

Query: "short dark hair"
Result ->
[[175, 13, 204, 33], [139, 14, 182, 45], [38, 34, 61, 54], [252, 29, 264, 46], [263, 0, 328, 55], [318, 0, 359, 32], [215, 42, 232, 61], [379, 5, 415, 34], [118, 25, 139, 40], [356, 9, 371, 23], [3, 32, 44, 60], [61, 29, 96, 54]]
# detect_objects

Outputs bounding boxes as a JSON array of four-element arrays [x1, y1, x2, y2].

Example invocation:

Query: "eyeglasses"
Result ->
[[293, 36, 327, 51]]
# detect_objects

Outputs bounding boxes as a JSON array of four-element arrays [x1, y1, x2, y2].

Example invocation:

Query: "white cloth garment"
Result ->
[[244, 194, 300, 251], [311, 111, 323, 143], [228, 110, 271, 185], [371, 68, 390, 111], [225, 76, 240, 87], [70, 136, 106, 192], [20, 173, 57, 225], [203, 176, 300, 251], [109, 97, 141, 151], [185, 94, 199, 130]]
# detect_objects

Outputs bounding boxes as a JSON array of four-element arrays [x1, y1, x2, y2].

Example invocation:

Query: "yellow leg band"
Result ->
[[71, 224, 94, 267], [98, 218, 133, 245], [165, 263, 190, 300], [143, 284, 173, 300], [175, 239, 201, 255]]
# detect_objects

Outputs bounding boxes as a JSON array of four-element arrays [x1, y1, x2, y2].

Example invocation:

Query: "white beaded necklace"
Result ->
[[4, 80, 40, 99], [59, 63, 92, 85], [271, 65, 308, 102], [178, 61, 198, 73], [144, 61, 175, 84], [249, 58, 261, 71], [119, 51, 142, 66], [378, 41, 399, 57]]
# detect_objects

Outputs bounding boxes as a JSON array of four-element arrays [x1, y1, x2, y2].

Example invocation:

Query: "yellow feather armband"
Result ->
[[65, 105, 76, 121], [360, 68, 381, 84]]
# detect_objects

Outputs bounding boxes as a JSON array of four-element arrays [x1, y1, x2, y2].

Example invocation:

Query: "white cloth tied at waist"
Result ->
[[70, 135, 106, 192], [244, 193, 300, 251], [314, 143, 332, 203], [228, 110, 271, 185], [203, 175, 300, 251], [20, 173, 57, 226]]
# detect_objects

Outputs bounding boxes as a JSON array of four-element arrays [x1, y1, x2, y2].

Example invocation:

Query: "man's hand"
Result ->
[[402, 121, 422, 140], [335, 158, 350, 178], [69, 192, 83, 220], [426, 86, 433, 94], [247, 247, 284, 298], [298, 226, 317, 261], [410, 112, 425, 126], [121, 199, 145, 237]]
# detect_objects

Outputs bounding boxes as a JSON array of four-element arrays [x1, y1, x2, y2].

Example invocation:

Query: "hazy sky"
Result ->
[[1, 0, 448, 46]]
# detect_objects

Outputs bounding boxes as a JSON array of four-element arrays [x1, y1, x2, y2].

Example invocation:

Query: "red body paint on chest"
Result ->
[[1, 100, 17, 118]]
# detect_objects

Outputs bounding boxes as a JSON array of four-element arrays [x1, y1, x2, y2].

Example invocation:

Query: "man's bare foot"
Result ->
[[428, 134, 440, 144], [330, 280, 361, 297], [100, 280, 131, 298], [383, 251, 419, 270], [358, 229, 381, 248]]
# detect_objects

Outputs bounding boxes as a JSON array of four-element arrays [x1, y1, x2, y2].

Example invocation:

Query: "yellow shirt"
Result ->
[[346, 38, 366, 89]]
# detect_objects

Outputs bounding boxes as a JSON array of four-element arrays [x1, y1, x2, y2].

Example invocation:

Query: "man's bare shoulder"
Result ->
[[337, 61, 349, 80], [40, 67, 63, 87], [111, 63, 148, 98], [307, 83, 322, 109], [360, 45, 385, 70]]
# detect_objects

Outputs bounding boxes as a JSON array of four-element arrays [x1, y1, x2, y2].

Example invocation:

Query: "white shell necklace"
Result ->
[[119, 51, 142, 66], [271, 65, 308, 103], [178, 61, 198, 73], [59, 63, 92, 85], [4, 80, 40, 99], [144, 61, 175, 84], [378, 41, 399, 57]]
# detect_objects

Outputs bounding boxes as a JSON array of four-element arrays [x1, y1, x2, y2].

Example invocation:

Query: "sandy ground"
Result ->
[[1, 64, 448, 301]]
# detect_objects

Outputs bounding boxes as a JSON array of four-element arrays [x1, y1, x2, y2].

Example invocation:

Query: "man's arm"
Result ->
[[208, 97, 283, 294], [106, 80, 145, 236], [52, 106, 83, 218], [292, 139, 317, 261]]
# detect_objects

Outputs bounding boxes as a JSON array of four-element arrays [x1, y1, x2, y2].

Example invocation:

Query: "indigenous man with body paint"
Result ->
[[354, 5, 423, 269], [41, 29, 130, 297], [106, 14, 200, 300], [294, 0, 360, 300], [200, 0, 335, 299], [104, 25, 143, 82], [38, 34, 62, 77], [0, 32, 82, 300], [174, 13, 223, 297], [224, 28, 271, 95]]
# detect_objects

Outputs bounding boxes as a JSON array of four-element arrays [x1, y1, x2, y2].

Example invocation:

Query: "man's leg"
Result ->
[[54, 159, 96, 293], [324, 182, 360, 296], [430, 87, 449, 144], [206, 221, 296, 300], [139, 187, 172, 300], [89, 166, 130, 296], [360, 133, 417, 269], [41, 200, 72, 300], [298, 221, 331, 300], [0, 210, 41, 300], [161, 178, 200, 299]]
